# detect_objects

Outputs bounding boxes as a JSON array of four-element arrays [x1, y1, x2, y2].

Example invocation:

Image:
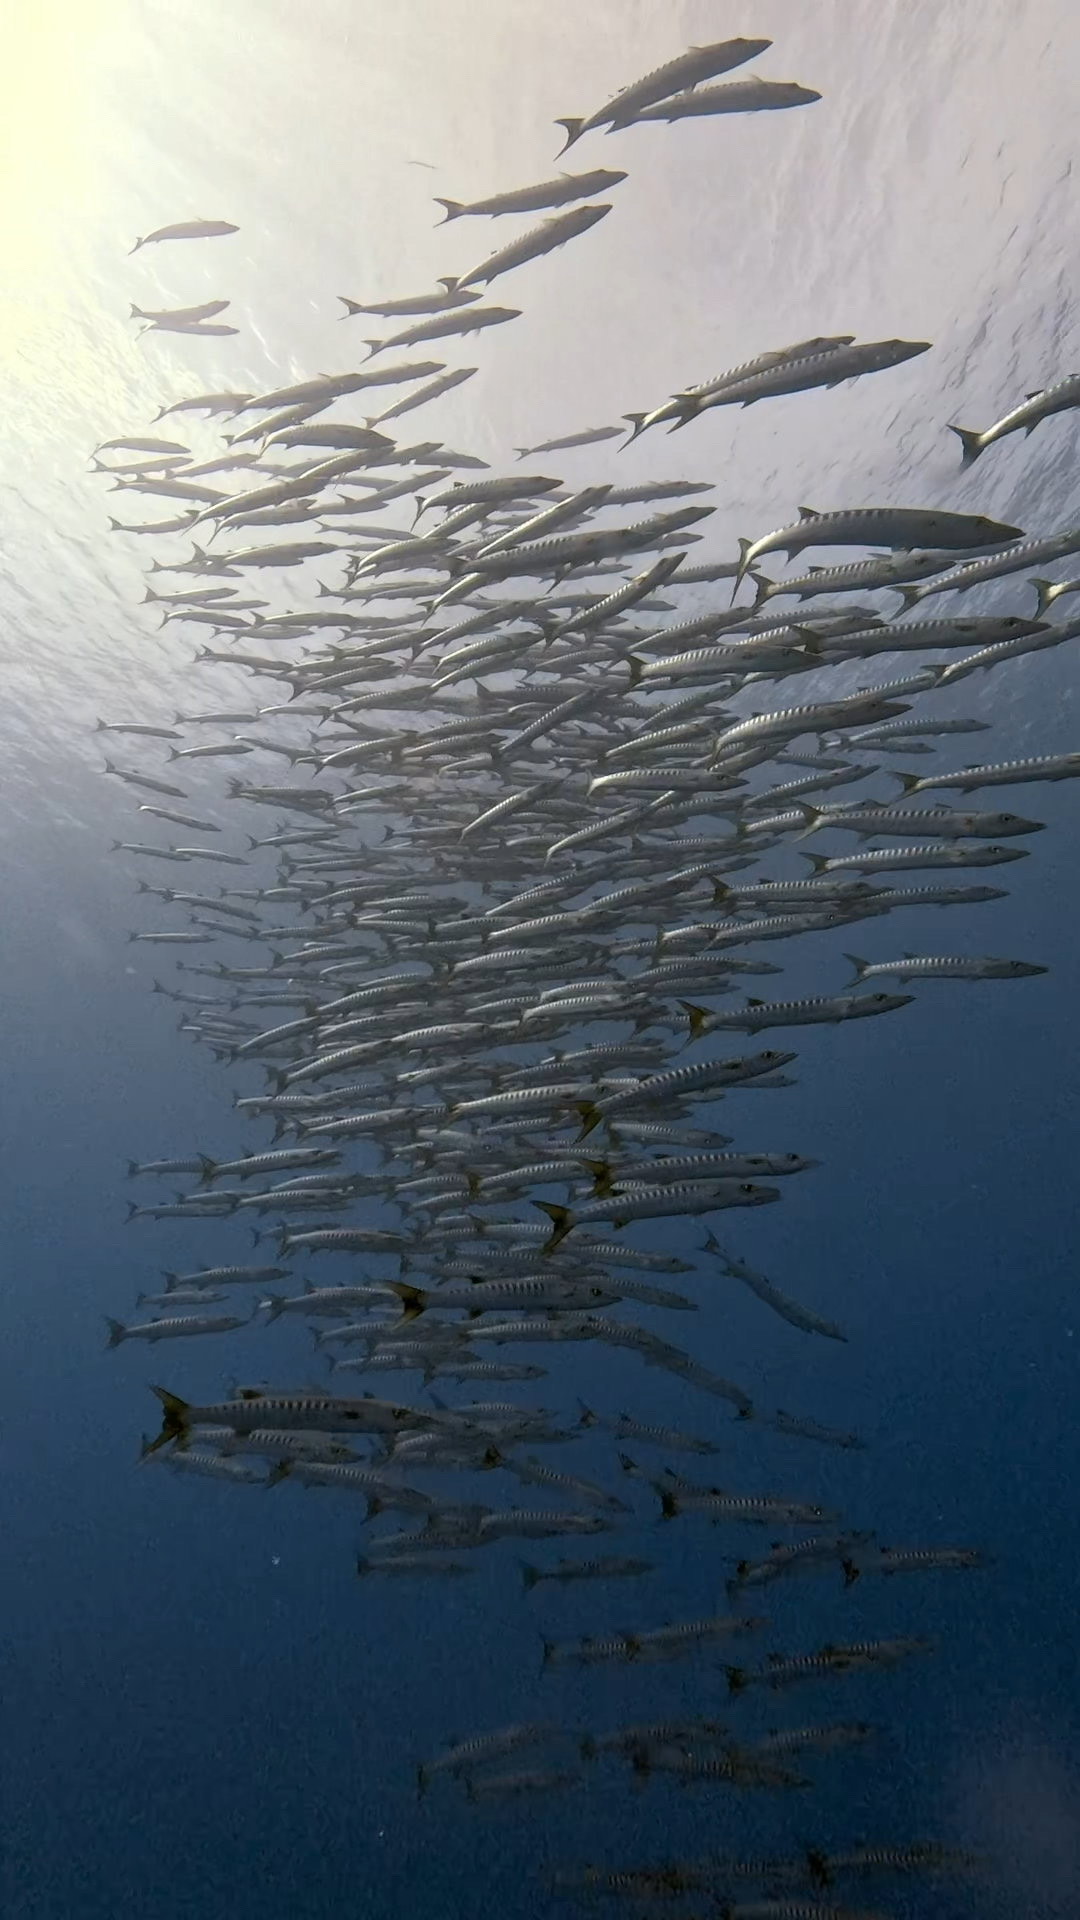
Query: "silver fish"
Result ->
[[734, 505, 1022, 593], [130, 218, 238, 252], [949, 372, 1080, 464], [452, 204, 611, 291], [555, 36, 772, 151], [629, 79, 822, 124], [435, 168, 627, 220]]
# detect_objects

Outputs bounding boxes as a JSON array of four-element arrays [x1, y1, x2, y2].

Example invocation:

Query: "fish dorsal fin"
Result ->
[[746, 997, 764, 1007], [797, 504, 820, 520], [1026, 389, 1045, 399]]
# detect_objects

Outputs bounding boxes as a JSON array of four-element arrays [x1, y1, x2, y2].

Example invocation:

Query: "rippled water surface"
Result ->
[[4, 5, 1080, 1917]]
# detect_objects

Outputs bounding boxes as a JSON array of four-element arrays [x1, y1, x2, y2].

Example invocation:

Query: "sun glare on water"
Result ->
[[0, 0, 138, 378]]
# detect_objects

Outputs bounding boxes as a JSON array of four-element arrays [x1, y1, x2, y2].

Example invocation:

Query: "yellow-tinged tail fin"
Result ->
[[583, 1158, 615, 1197], [534, 1201, 574, 1251], [146, 1385, 191, 1453], [680, 1000, 712, 1043], [388, 1280, 425, 1320]]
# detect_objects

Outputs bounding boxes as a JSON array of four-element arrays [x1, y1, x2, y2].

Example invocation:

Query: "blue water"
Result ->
[[5, 4, 1080, 1916]]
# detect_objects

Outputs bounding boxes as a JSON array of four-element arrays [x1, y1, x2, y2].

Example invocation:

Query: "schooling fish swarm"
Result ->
[[95, 24, 1078, 1911]]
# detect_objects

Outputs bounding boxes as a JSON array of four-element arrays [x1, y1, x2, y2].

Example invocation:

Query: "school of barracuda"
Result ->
[[95, 27, 1079, 1914]]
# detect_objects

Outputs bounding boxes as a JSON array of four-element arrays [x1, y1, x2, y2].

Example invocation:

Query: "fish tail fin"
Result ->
[[147, 1384, 190, 1452], [1030, 576, 1057, 615], [104, 1317, 127, 1349], [265, 1460, 292, 1488], [724, 1664, 748, 1695], [583, 1157, 614, 1198], [388, 1280, 425, 1320], [129, 237, 144, 254], [947, 423, 985, 467], [749, 570, 773, 608], [196, 1152, 217, 1185], [574, 1099, 601, 1140], [554, 117, 584, 155], [841, 1557, 861, 1588], [659, 1487, 678, 1519], [712, 877, 731, 905], [433, 198, 463, 223], [679, 1000, 711, 1044], [520, 1561, 540, 1592], [362, 339, 383, 360], [625, 654, 645, 689], [731, 537, 754, 601], [337, 297, 362, 317], [620, 412, 647, 447], [576, 1400, 598, 1428], [579, 1734, 598, 1762], [798, 850, 831, 874], [124, 1201, 139, 1223], [263, 1294, 285, 1323], [843, 953, 869, 986], [890, 770, 921, 795], [534, 1200, 573, 1251], [126, 1161, 140, 1178], [893, 583, 925, 611], [794, 807, 825, 841]]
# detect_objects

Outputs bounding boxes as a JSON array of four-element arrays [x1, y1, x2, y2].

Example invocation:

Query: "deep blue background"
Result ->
[[5, 4, 1080, 1916]]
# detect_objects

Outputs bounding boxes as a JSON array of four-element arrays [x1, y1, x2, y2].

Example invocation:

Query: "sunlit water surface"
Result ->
[[4, 4, 1080, 1917]]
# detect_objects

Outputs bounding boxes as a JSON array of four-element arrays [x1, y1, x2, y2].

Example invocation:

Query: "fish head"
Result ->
[[999, 616, 1048, 635], [740, 1183, 780, 1206], [993, 813, 1044, 834], [971, 516, 1024, 542]]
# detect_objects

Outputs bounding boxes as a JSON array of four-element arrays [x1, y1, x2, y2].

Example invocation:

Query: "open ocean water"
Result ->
[[3, 3, 1080, 1917]]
